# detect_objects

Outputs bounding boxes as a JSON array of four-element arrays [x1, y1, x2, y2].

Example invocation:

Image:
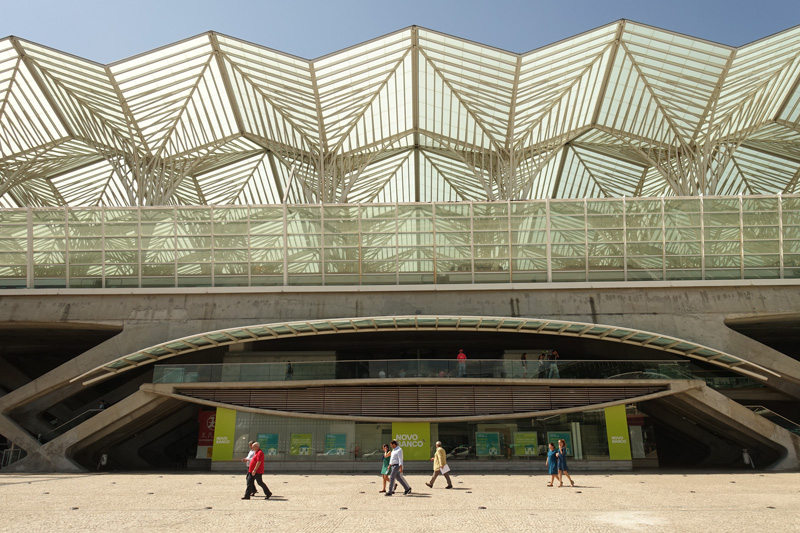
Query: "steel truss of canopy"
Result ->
[[72, 315, 780, 386], [4, 20, 800, 208]]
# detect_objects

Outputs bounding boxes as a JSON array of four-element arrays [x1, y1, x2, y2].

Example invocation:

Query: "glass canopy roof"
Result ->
[[3, 20, 800, 207]]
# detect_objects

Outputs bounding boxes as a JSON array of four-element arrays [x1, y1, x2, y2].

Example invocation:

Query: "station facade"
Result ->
[[1, 21, 800, 472]]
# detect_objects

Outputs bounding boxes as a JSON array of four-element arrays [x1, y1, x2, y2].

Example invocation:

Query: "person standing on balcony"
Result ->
[[285, 361, 293, 380], [457, 349, 467, 377], [425, 441, 453, 489], [547, 350, 560, 379], [521, 353, 528, 377]]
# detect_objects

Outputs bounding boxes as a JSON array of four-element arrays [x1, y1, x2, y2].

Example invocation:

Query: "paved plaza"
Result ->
[[1, 470, 798, 532]]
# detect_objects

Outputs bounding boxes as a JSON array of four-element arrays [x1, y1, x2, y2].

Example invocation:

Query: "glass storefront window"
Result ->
[[212, 405, 653, 465]]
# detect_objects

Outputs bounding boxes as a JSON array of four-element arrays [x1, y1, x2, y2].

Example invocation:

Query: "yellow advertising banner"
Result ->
[[211, 407, 236, 461], [391, 422, 431, 461], [604, 404, 632, 460], [290, 434, 313, 456]]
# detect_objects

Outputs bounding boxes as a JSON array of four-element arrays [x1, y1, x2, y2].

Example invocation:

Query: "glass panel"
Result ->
[[704, 199, 739, 212], [625, 200, 661, 213], [105, 224, 139, 237], [626, 214, 662, 228], [549, 202, 584, 215]]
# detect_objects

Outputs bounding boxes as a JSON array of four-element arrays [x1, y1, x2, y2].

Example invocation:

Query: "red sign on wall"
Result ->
[[198, 410, 215, 447]]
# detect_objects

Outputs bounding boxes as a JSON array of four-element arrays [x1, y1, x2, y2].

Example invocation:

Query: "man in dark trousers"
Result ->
[[384, 440, 412, 496], [242, 442, 272, 500]]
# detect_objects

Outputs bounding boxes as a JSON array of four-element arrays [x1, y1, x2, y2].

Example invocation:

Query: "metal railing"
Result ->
[[152, 358, 757, 389], [746, 405, 800, 435], [38, 409, 103, 443]]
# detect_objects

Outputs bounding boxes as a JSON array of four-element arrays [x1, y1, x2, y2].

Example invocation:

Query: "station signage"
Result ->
[[513, 432, 539, 456], [211, 407, 236, 461], [476, 432, 500, 456], [391, 422, 430, 460], [605, 404, 632, 460], [290, 433, 313, 456]]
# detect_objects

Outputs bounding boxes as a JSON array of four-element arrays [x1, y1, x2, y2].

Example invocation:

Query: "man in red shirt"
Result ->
[[242, 442, 272, 500], [457, 349, 467, 377]]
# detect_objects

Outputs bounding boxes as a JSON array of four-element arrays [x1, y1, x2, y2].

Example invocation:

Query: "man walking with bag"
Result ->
[[426, 441, 453, 489]]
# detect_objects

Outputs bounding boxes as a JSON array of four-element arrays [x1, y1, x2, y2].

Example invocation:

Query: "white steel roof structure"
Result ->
[[3, 20, 800, 207]]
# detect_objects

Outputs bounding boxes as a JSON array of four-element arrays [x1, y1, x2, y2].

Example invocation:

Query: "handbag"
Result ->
[[440, 464, 450, 474]]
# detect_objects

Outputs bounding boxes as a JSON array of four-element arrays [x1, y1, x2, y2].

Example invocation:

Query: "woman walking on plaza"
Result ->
[[546, 442, 559, 486], [556, 438, 575, 487], [379, 443, 392, 492]]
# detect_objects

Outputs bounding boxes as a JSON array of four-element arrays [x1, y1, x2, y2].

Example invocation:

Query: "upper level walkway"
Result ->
[[152, 359, 759, 392], [1, 194, 798, 289]]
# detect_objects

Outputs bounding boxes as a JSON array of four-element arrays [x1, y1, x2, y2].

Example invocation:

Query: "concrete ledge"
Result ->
[[2, 277, 800, 296]]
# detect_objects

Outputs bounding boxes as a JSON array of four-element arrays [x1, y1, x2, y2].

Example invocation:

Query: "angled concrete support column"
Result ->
[[0, 324, 174, 416], [676, 386, 800, 471], [7, 389, 178, 472]]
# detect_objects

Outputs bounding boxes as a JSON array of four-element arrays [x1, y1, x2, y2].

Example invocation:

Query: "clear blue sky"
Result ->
[[2, 0, 800, 63]]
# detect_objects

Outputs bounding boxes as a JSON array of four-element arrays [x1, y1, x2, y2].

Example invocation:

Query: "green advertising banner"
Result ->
[[391, 422, 430, 460], [325, 434, 347, 456], [290, 434, 313, 456], [546, 431, 573, 456], [605, 404, 632, 460], [476, 432, 501, 456], [210, 407, 236, 461], [513, 432, 539, 456], [257, 433, 279, 457]]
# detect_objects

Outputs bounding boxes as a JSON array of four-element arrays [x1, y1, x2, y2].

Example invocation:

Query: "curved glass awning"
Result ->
[[72, 315, 780, 385]]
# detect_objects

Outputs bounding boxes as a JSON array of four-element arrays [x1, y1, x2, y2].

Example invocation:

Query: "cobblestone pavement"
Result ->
[[1, 471, 798, 532]]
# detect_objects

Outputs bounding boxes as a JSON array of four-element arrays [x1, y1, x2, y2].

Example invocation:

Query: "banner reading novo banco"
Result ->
[[391, 422, 431, 461], [211, 407, 236, 461], [604, 404, 632, 460]]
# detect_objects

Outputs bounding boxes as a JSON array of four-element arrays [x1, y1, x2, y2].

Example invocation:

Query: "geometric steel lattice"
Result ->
[[4, 21, 800, 207]]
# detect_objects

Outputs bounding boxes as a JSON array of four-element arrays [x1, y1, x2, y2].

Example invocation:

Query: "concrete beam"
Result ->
[[670, 386, 800, 471], [8, 389, 178, 472]]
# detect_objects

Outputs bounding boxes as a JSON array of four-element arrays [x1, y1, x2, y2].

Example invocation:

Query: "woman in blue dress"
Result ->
[[545, 442, 559, 486], [556, 438, 575, 487]]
